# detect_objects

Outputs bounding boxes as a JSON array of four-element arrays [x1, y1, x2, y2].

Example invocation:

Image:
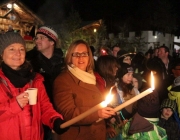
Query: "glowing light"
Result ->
[[60, 86, 114, 128], [151, 71, 155, 90], [7, 4, 12, 9]]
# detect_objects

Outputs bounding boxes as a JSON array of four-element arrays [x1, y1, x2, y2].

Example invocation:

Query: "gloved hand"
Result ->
[[53, 118, 69, 135]]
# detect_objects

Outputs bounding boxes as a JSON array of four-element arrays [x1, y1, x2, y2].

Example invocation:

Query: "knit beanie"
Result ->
[[160, 98, 176, 112], [0, 32, 26, 54], [137, 90, 160, 118], [36, 26, 58, 43], [118, 63, 134, 78]]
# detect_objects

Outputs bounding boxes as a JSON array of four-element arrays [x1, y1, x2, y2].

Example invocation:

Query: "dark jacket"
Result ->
[[158, 116, 180, 140], [26, 47, 65, 103], [146, 56, 174, 103]]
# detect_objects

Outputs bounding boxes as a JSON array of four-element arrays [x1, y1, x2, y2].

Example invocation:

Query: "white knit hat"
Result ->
[[36, 26, 58, 43]]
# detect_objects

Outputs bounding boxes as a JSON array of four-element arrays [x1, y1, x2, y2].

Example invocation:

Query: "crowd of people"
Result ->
[[0, 26, 180, 140]]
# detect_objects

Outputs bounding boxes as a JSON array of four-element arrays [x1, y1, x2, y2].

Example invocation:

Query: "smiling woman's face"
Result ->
[[2, 43, 25, 70], [71, 44, 89, 71]]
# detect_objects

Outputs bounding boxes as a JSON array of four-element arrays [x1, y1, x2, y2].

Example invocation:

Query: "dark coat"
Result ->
[[146, 56, 174, 103], [158, 116, 180, 140], [53, 70, 106, 140], [26, 47, 65, 103]]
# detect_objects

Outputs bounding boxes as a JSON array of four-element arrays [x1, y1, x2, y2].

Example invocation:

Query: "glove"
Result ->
[[53, 118, 69, 135]]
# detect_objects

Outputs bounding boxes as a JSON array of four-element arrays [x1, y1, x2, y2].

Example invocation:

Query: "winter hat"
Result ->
[[160, 98, 176, 112], [36, 26, 58, 43], [137, 90, 160, 118], [117, 50, 135, 65], [117, 49, 129, 58], [118, 63, 134, 78], [0, 32, 26, 54]]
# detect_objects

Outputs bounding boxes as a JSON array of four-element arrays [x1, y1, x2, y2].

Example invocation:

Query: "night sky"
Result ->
[[10, 0, 180, 34]]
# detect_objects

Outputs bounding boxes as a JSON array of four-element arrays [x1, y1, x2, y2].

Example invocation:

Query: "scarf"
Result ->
[[67, 64, 96, 85], [1, 62, 35, 88]]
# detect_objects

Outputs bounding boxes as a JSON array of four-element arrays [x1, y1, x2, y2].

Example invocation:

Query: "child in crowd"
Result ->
[[106, 63, 137, 140], [158, 98, 180, 140], [121, 89, 167, 139]]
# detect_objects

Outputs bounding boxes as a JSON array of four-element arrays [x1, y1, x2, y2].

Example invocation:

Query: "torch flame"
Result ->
[[105, 86, 114, 103], [101, 86, 114, 107], [151, 71, 155, 90]]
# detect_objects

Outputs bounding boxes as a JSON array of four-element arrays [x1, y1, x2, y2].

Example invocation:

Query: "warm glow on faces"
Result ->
[[122, 72, 133, 84], [132, 77, 138, 88], [2, 43, 25, 70], [35, 34, 53, 53], [161, 108, 173, 120], [123, 56, 131, 65], [71, 44, 89, 71]]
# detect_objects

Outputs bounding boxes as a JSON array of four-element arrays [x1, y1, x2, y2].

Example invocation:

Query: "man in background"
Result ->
[[26, 26, 65, 140]]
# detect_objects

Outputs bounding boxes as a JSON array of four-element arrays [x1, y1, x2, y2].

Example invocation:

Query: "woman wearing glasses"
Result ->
[[53, 40, 115, 140]]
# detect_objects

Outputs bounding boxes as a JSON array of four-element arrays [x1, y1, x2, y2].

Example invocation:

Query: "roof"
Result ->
[[80, 19, 102, 30], [0, 0, 43, 32]]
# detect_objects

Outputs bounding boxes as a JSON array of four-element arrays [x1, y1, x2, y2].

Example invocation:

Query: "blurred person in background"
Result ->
[[147, 45, 174, 103], [117, 50, 132, 65], [112, 44, 120, 57], [26, 26, 65, 140], [95, 55, 119, 94]]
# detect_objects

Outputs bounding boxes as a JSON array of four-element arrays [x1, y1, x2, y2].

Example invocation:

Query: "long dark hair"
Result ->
[[117, 63, 134, 97], [118, 79, 133, 97], [96, 55, 119, 89]]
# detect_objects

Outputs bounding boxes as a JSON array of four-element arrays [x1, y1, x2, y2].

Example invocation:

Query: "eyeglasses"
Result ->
[[33, 36, 48, 41], [72, 52, 89, 57]]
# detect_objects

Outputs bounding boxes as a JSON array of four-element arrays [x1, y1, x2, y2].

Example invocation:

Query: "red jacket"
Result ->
[[0, 70, 63, 140]]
